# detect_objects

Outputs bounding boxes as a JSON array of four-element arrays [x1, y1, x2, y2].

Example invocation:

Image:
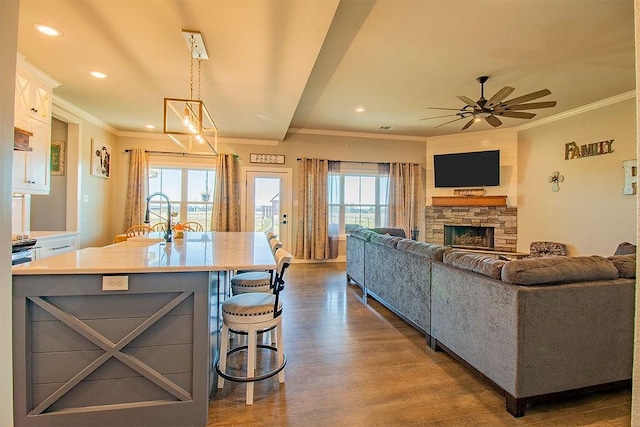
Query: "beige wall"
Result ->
[[425, 128, 518, 205], [518, 98, 636, 255], [630, 2, 639, 424], [113, 131, 427, 253], [1, 1, 18, 424], [31, 118, 67, 230]]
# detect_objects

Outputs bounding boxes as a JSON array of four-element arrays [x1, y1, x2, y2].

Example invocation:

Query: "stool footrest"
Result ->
[[215, 345, 286, 383]]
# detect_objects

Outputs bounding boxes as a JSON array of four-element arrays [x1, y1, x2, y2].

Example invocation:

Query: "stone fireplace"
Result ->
[[444, 225, 494, 250], [425, 204, 517, 252]]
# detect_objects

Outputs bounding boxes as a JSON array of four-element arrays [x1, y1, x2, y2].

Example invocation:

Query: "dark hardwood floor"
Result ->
[[208, 262, 631, 426]]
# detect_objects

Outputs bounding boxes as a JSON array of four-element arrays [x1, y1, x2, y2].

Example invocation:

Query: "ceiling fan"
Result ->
[[422, 76, 556, 131]]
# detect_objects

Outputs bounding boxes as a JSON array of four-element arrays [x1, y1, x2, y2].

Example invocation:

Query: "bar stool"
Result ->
[[232, 239, 282, 292], [216, 249, 293, 405]]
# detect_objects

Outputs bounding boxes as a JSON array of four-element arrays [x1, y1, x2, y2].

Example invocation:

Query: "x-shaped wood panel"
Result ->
[[28, 292, 193, 415]]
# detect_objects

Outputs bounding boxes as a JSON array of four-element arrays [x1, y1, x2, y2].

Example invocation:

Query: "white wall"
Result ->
[[518, 98, 636, 255]]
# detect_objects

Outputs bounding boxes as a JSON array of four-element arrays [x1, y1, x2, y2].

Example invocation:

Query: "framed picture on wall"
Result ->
[[50, 141, 65, 176], [91, 139, 111, 178]]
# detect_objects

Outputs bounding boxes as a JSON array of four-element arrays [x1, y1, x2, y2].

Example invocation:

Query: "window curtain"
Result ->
[[123, 148, 148, 231], [211, 153, 241, 231], [327, 161, 340, 259], [295, 158, 332, 260], [388, 163, 423, 236]]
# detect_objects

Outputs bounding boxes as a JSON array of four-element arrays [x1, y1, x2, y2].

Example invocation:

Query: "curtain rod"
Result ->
[[296, 158, 419, 166], [125, 149, 218, 158]]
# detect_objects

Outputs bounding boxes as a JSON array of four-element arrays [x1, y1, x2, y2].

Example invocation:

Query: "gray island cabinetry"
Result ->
[[12, 232, 275, 427]]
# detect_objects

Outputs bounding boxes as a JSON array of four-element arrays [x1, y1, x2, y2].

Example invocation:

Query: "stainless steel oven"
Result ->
[[12, 239, 37, 265]]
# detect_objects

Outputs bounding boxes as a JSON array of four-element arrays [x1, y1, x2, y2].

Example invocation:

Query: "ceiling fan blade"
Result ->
[[461, 118, 475, 130], [420, 113, 461, 120], [500, 89, 552, 107], [494, 111, 536, 119], [457, 96, 481, 109], [485, 115, 502, 127], [425, 107, 466, 111], [495, 101, 557, 111], [434, 116, 467, 129], [486, 86, 515, 108]]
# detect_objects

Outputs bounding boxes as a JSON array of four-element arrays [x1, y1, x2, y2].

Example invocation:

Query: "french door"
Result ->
[[243, 168, 292, 250]]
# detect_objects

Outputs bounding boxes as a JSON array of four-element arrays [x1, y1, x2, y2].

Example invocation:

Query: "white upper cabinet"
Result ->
[[15, 69, 53, 124], [13, 57, 60, 194]]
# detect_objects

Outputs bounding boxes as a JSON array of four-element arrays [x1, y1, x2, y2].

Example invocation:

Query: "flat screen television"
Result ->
[[434, 150, 500, 188]]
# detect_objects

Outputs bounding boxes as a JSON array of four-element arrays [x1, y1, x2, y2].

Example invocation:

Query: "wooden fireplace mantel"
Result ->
[[431, 195, 507, 207]]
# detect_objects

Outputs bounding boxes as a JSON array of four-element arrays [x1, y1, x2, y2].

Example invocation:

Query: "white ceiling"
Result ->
[[16, 0, 636, 143]]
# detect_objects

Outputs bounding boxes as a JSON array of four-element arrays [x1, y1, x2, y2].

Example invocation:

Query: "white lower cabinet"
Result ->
[[33, 232, 80, 260]]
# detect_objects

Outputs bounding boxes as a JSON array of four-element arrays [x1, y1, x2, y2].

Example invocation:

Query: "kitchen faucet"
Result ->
[[144, 192, 172, 242]]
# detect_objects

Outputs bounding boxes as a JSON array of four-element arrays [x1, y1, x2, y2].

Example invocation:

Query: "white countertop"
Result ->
[[28, 230, 81, 240], [13, 232, 276, 275]]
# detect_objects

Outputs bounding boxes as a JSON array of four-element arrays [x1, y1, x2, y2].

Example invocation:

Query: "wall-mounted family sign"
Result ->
[[565, 139, 614, 160], [622, 159, 637, 195]]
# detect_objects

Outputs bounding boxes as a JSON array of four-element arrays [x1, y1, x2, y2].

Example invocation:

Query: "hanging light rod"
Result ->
[[163, 29, 217, 154], [182, 29, 208, 59]]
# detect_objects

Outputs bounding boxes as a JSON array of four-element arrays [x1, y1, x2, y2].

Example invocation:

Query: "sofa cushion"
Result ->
[[614, 242, 636, 255], [501, 255, 619, 285], [369, 227, 406, 238], [443, 251, 507, 279], [369, 234, 404, 248], [397, 240, 449, 262], [607, 254, 636, 279], [349, 227, 376, 241]]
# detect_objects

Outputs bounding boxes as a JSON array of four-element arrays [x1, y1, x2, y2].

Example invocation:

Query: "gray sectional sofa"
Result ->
[[346, 228, 635, 417]]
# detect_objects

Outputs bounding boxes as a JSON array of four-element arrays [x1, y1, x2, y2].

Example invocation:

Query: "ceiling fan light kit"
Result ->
[[423, 75, 557, 131], [163, 30, 218, 154]]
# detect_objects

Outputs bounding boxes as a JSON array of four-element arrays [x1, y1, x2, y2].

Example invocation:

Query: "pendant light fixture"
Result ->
[[163, 30, 218, 153]]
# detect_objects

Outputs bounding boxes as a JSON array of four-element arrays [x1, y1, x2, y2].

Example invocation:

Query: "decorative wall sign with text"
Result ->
[[250, 153, 285, 164], [622, 159, 637, 195], [565, 139, 614, 160]]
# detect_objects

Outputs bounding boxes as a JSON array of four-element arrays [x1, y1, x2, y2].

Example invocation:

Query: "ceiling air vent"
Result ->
[[379, 126, 395, 130]]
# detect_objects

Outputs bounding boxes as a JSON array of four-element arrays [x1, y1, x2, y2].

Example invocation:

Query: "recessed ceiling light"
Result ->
[[34, 24, 61, 36], [89, 71, 108, 79], [355, 107, 365, 113], [145, 124, 155, 129]]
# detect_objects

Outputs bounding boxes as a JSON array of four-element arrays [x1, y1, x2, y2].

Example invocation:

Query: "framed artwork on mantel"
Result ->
[[50, 141, 65, 176], [91, 139, 111, 178]]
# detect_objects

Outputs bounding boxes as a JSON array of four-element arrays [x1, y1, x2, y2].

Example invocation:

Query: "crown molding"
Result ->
[[52, 95, 119, 134], [53, 89, 636, 144], [17, 54, 60, 88], [517, 90, 635, 131], [287, 127, 426, 142], [218, 137, 280, 146]]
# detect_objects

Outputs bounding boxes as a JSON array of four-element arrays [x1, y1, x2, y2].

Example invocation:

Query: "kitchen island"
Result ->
[[12, 232, 275, 427]]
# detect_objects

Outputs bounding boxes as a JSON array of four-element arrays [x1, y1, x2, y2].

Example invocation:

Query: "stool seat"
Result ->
[[230, 271, 272, 295], [222, 293, 281, 322]]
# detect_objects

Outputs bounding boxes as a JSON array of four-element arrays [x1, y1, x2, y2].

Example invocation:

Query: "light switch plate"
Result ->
[[102, 276, 128, 291]]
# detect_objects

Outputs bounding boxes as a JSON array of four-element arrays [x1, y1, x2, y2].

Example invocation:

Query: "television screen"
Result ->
[[434, 150, 500, 188]]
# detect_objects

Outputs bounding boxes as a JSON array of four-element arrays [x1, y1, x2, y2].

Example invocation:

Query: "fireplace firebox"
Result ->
[[444, 225, 495, 250]]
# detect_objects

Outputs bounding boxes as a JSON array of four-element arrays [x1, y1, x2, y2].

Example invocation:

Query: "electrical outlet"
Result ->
[[102, 275, 129, 291]]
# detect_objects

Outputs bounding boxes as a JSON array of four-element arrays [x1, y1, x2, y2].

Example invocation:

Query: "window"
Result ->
[[148, 166, 214, 231], [329, 165, 389, 235]]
